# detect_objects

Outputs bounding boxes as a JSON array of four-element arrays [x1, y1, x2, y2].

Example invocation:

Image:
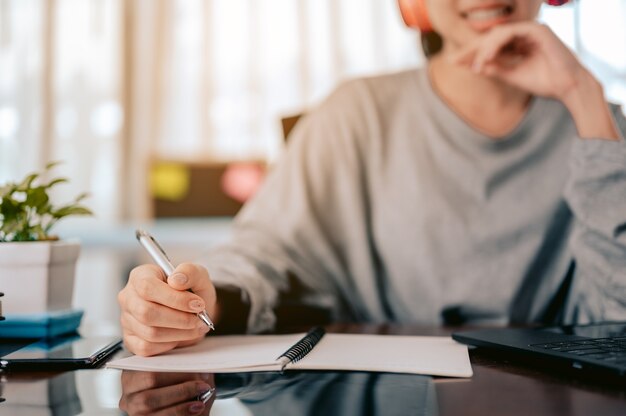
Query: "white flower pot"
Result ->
[[0, 240, 80, 314]]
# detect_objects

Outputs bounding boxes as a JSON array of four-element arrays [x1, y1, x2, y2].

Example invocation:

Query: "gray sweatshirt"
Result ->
[[200, 68, 626, 333]]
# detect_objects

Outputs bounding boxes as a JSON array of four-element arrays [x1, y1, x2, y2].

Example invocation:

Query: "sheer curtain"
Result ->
[[1, 0, 625, 225], [1, 0, 125, 222]]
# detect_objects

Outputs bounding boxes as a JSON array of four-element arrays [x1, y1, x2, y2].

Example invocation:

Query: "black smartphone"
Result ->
[[0, 333, 122, 371]]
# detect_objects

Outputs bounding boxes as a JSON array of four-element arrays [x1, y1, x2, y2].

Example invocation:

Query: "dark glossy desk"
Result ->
[[2, 324, 625, 415]]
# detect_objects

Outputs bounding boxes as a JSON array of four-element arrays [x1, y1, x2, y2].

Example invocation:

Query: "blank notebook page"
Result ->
[[107, 333, 472, 377], [289, 334, 472, 377], [109, 334, 304, 373]]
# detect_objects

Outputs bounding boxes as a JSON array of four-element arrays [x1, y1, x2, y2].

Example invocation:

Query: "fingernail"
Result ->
[[189, 402, 205, 413], [190, 300, 204, 311], [197, 382, 211, 393], [170, 273, 188, 285]]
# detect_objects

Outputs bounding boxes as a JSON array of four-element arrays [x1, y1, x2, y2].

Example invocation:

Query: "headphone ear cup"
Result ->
[[398, 0, 433, 32]]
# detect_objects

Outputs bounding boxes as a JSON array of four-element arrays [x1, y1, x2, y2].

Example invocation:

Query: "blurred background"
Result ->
[[1, 0, 626, 223], [1, 0, 626, 335]]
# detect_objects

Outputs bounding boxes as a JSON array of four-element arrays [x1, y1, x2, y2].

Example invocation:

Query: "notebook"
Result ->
[[107, 327, 473, 378]]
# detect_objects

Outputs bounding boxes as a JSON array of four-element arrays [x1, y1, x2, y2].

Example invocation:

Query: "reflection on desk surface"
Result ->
[[1, 369, 437, 416], [213, 371, 437, 416]]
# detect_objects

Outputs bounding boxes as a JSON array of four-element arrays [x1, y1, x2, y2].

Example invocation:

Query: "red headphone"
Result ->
[[398, 0, 571, 32]]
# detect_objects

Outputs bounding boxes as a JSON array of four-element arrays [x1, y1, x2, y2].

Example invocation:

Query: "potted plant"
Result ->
[[0, 163, 92, 314]]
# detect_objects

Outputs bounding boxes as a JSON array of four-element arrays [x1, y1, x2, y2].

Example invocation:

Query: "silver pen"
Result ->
[[136, 229, 215, 331], [198, 386, 216, 404]]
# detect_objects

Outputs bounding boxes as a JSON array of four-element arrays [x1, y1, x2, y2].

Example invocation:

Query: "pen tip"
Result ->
[[135, 229, 146, 241]]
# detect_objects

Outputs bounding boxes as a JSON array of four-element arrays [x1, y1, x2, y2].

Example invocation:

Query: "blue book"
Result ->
[[0, 309, 84, 338]]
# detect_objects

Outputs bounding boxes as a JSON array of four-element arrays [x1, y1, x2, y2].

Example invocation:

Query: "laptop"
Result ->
[[452, 322, 626, 378]]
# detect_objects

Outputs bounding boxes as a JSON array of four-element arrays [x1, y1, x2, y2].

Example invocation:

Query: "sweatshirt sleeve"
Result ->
[[564, 104, 626, 322], [197, 81, 373, 333]]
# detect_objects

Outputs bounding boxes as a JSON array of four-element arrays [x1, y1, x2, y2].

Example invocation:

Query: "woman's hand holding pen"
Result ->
[[118, 263, 218, 357], [450, 21, 620, 141]]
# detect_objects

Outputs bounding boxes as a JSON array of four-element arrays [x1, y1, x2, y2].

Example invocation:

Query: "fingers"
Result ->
[[121, 371, 212, 396], [119, 372, 214, 416], [121, 312, 210, 344], [122, 330, 212, 358], [120, 301, 210, 356], [123, 295, 203, 330], [472, 33, 533, 74], [150, 400, 209, 416], [450, 22, 543, 72], [167, 263, 217, 314], [167, 263, 210, 291], [129, 381, 212, 412], [118, 263, 217, 356], [168, 263, 218, 322], [130, 265, 208, 314]]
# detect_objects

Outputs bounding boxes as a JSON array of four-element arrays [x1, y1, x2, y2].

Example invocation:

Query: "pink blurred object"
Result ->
[[221, 162, 266, 203]]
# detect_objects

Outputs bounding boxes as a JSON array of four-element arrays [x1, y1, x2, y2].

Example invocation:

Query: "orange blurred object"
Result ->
[[221, 163, 267, 204]]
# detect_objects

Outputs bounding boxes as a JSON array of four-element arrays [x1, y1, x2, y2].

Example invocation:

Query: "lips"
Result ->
[[462, 6, 513, 21], [460, 4, 515, 31]]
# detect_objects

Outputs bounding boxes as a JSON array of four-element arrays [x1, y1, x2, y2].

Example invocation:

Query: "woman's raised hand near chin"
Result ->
[[450, 22, 586, 100], [450, 21, 621, 141]]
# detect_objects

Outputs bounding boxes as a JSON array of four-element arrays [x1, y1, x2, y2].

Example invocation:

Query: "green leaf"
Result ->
[[26, 187, 49, 211], [45, 161, 62, 170], [51, 205, 93, 219], [44, 177, 68, 189], [37, 202, 52, 216], [1, 161, 92, 241], [16, 173, 39, 192], [0, 197, 20, 221], [74, 192, 89, 203]]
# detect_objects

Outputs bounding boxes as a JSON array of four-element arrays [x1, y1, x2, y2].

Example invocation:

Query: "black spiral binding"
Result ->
[[276, 326, 325, 367]]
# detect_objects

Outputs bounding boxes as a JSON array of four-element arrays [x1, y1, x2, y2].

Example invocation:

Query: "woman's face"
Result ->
[[426, 0, 544, 51]]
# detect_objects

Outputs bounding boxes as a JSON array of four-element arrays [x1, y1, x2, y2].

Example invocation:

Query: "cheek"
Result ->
[[424, 0, 456, 30], [516, 2, 543, 20], [429, 15, 480, 50], [425, 1, 477, 47]]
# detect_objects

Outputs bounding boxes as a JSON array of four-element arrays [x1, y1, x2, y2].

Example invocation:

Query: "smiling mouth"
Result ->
[[461, 5, 514, 22]]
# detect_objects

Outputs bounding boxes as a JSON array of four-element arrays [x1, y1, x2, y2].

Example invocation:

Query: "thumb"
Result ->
[[168, 263, 217, 311]]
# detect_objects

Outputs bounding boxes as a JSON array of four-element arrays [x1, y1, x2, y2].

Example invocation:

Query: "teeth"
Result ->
[[464, 6, 511, 21]]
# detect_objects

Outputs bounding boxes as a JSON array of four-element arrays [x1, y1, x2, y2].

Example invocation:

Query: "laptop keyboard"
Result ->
[[532, 337, 626, 365]]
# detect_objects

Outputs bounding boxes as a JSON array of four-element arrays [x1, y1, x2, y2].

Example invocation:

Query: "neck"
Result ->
[[430, 54, 531, 108], [427, 54, 533, 137]]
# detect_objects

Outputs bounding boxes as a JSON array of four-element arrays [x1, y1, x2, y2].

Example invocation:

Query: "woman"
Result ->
[[118, 0, 626, 357]]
